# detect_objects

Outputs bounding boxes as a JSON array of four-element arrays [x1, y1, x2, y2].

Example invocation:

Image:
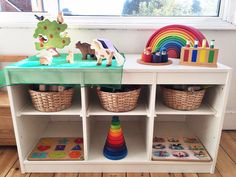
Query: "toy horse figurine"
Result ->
[[90, 39, 125, 67]]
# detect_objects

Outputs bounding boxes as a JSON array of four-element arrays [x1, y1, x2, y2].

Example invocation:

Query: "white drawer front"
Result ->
[[157, 72, 227, 84], [122, 72, 155, 84]]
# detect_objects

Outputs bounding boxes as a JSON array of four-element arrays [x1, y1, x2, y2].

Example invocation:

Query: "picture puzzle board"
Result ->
[[152, 136, 211, 162], [28, 137, 84, 161]]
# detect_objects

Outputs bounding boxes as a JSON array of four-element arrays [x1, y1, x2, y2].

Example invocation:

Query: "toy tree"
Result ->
[[33, 13, 70, 56]]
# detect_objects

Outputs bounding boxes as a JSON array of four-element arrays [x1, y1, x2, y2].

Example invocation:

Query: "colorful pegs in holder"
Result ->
[[141, 47, 169, 64], [180, 39, 218, 67], [103, 116, 128, 160]]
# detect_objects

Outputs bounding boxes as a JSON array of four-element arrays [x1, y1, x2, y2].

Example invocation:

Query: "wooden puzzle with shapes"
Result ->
[[152, 136, 211, 162], [28, 137, 84, 161]]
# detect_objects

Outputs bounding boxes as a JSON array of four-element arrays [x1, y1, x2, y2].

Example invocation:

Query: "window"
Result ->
[[59, 0, 221, 17], [0, 0, 44, 12], [0, 0, 235, 29], [1, 0, 221, 17]]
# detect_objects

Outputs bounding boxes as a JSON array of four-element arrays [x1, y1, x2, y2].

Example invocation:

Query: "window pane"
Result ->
[[59, 0, 221, 17], [0, 0, 45, 12]]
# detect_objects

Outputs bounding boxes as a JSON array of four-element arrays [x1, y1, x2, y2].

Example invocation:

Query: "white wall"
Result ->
[[0, 27, 235, 129]]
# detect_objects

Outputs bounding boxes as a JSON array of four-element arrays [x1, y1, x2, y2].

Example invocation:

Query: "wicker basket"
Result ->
[[97, 86, 141, 112], [161, 87, 205, 111], [29, 88, 74, 112]]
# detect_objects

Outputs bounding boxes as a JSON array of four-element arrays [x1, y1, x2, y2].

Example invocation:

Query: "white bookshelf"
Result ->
[[7, 54, 231, 173]]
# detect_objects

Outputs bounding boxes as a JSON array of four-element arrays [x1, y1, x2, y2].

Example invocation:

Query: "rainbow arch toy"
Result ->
[[146, 25, 209, 58]]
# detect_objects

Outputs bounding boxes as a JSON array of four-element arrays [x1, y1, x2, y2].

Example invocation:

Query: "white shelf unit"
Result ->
[[7, 54, 231, 173]]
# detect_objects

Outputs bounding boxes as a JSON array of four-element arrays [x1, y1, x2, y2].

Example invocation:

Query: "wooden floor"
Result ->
[[1, 131, 236, 177]]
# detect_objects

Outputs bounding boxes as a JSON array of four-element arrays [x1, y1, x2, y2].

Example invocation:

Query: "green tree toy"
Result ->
[[33, 13, 71, 56]]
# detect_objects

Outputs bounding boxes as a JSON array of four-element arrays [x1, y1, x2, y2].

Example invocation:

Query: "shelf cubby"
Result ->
[[155, 85, 217, 116], [87, 116, 148, 162], [152, 120, 213, 162], [86, 85, 150, 116], [19, 116, 84, 163], [9, 85, 82, 117]]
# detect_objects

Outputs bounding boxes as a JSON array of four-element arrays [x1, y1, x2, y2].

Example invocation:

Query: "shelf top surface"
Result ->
[[156, 100, 216, 115], [20, 100, 81, 116], [124, 54, 231, 73]]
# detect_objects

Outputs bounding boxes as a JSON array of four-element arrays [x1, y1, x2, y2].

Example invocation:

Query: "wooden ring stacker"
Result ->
[[109, 131, 122, 137], [137, 59, 172, 66], [108, 134, 124, 141]]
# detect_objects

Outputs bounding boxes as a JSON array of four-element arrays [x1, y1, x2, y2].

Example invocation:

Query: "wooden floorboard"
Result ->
[[150, 173, 174, 177], [79, 173, 102, 177], [54, 173, 79, 177], [5, 160, 30, 177], [30, 173, 54, 177], [0, 146, 18, 177], [216, 146, 236, 177], [220, 131, 236, 163], [127, 173, 150, 177], [103, 173, 126, 177], [198, 169, 222, 177], [1, 131, 236, 177]]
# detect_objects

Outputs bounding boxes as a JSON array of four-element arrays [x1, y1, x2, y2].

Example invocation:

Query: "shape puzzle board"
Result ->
[[28, 137, 84, 161], [152, 137, 211, 162]]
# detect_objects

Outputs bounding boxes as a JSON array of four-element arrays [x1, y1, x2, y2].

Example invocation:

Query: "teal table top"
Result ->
[[0, 53, 124, 87]]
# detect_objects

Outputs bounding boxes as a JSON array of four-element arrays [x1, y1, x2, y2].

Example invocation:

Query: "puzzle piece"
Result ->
[[55, 145, 66, 151], [69, 151, 81, 158], [31, 152, 47, 158], [38, 145, 50, 151], [153, 151, 170, 157], [49, 152, 66, 159], [58, 138, 68, 145], [74, 137, 83, 144], [72, 145, 81, 150]]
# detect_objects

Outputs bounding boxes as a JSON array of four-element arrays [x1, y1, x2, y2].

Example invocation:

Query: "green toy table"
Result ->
[[0, 53, 123, 87]]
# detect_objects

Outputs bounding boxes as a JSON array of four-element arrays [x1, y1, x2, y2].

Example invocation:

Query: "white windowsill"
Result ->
[[0, 12, 236, 30]]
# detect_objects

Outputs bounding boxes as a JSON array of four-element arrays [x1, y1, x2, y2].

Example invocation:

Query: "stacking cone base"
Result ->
[[103, 147, 127, 160]]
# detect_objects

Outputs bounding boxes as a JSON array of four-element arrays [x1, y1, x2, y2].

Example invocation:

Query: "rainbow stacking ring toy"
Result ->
[[103, 116, 128, 160], [146, 24, 208, 58]]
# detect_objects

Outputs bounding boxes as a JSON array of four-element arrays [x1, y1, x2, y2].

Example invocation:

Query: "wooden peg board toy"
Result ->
[[28, 137, 84, 161], [180, 47, 218, 67], [152, 137, 211, 162]]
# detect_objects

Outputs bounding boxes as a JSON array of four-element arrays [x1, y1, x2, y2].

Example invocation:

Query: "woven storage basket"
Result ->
[[162, 87, 205, 111], [29, 88, 74, 112], [97, 87, 141, 112]]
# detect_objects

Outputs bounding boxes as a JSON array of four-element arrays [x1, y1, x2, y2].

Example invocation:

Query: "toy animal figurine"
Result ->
[[37, 50, 53, 65], [91, 39, 125, 67], [75, 41, 96, 60], [66, 50, 74, 63], [91, 39, 114, 66], [39, 57, 52, 65], [34, 14, 44, 21], [57, 12, 64, 24]]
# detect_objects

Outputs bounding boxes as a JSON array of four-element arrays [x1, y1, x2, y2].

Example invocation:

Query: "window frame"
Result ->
[[0, 0, 235, 30]]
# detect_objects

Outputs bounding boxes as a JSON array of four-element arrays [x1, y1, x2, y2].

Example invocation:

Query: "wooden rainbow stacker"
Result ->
[[180, 47, 219, 67]]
